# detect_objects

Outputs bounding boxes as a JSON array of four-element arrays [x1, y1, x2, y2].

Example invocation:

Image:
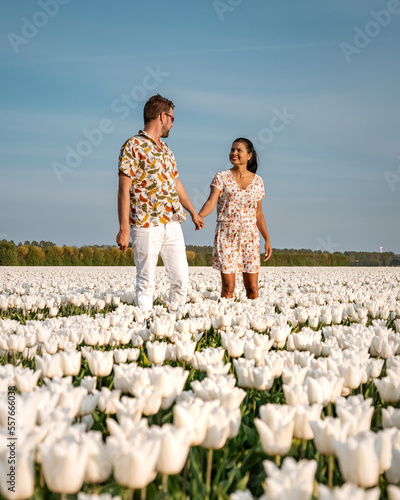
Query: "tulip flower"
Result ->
[[229, 490, 254, 500], [146, 340, 167, 365], [85, 350, 114, 377], [263, 456, 317, 500], [14, 367, 42, 392], [374, 376, 400, 403], [388, 485, 400, 500], [318, 482, 380, 500], [173, 398, 215, 446], [132, 386, 163, 416], [39, 437, 89, 494], [255, 414, 295, 457], [115, 396, 143, 424], [80, 375, 97, 393], [385, 429, 400, 484], [382, 406, 400, 429], [97, 387, 121, 414], [201, 404, 233, 450], [175, 338, 196, 362], [304, 375, 343, 406], [59, 350, 82, 376], [269, 324, 291, 349], [82, 431, 112, 484], [283, 384, 310, 406], [152, 424, 192, 476], [35, 353, 64, 378], [335, 395, 374, 436], [293, 403, 322, 440], [309, 416, 351, 456], [334, 430, 393, 488], [107, 434, 161, 490]]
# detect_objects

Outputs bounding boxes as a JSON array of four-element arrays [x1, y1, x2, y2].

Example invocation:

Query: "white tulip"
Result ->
[[132, 386, 163, 416], [86, 350, 114, 377], [388, 485, 400, 500], [335, 395, 374, 436], [173, 398, 214, 446], [201, 404, 234, 450], [385, 429, 400, 484], [97, 387, 121, 414], [83, 431, 112, 484], [255, 413, 295, 456], [153, 424, 192, 475], [14, 367, 42, 392], [263, 456, 317, 500], [382, 406, 400, 429], [293, 404, 322, 440], [146, 340, 167, 364], [334, 430, 393, 488], [59, 350, 81, 376], [107, 434, 160, 489], [318, 482, 380, 500], [39, 438, 89, 494], [35, 353, 63, 378], [309, 416, 351, 456], [374, 376, 400, 403]]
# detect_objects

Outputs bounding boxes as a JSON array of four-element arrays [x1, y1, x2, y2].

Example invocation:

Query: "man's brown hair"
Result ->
[[143, 94, 174, 124]]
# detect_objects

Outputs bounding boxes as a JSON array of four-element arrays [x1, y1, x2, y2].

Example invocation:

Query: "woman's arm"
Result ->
[[256, 200, 273, 261], [199, 185, 221, 218]]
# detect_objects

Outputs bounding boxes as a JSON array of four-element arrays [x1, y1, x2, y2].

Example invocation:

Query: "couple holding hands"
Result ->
[[117, 94, 272, 311]]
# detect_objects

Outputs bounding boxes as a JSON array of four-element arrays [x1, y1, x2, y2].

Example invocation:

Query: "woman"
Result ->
[[199, 138, 272, 299]]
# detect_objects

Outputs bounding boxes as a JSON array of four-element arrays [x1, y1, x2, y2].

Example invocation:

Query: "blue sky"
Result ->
[[1, 0, 400, 253]]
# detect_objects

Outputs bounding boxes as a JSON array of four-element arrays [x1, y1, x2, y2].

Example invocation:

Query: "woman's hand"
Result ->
[[264, 240, 273, 261]]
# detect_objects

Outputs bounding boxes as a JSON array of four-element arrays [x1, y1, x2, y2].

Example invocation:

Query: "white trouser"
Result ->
[[130, 222, 189, 310]]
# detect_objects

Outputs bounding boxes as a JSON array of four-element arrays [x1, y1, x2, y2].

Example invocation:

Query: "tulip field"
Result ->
[[1, 266, 400, 500]]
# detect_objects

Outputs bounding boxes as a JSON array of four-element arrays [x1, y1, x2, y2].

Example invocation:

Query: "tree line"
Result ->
[[1, 240, 398, 267]]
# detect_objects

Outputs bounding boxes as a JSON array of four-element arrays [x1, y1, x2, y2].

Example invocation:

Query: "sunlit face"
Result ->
[[160, 107, 174, 138], [229, 141, 252, 169]]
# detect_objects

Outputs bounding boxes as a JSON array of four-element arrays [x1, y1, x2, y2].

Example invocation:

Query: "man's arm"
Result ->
[[175, 177, 204, 230], [116, 172, 133, 252]]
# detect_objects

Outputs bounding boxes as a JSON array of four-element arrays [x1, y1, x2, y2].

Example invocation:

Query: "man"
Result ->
[[116, 94, 204, 311]]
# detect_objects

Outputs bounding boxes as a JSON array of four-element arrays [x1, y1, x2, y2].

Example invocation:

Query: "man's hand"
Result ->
[[264, 241, 273, 261], [192, 213, 204, 230], [116, 228, 130, 253]]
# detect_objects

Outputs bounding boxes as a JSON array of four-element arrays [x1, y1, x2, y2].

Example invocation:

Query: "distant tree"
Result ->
[[25, 245, 45, 265], [17, 245, 29, 264], [0, 241, 17, 265], [46, 245, 64, 265]]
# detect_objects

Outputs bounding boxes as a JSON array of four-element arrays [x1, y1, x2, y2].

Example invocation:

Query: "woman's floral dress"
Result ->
[[211, 169, 265, 274]]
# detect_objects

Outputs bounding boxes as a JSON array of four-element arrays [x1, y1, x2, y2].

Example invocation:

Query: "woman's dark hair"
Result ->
[[233, 137, 258, 173]]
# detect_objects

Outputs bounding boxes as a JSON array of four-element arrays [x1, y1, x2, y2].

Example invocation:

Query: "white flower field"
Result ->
[[1, 266, 400, 500]]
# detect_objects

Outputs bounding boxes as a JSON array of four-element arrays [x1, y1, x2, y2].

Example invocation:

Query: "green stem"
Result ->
[[275, 455, 281, 467], [300, 439, 307, 459], [206, 449, 213, 499], [328, 455, 334, 489], [183, 455, 190, 496], [162, 474, 168, 499], [140, 487, 146, 500]]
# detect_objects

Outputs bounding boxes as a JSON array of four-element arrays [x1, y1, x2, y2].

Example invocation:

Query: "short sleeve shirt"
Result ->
[[211, 170, 265, 225], [118, 130, 186, 227]]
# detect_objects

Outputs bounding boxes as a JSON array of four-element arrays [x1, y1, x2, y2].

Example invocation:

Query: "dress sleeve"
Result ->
[[257, 176, 265, 201], [118, 139, 136, 179], [211, 171, 223, 191]]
